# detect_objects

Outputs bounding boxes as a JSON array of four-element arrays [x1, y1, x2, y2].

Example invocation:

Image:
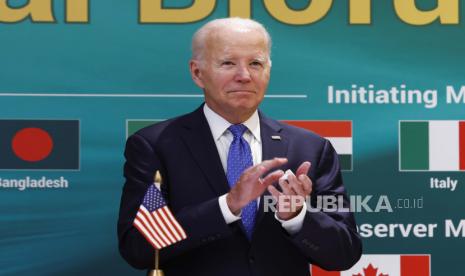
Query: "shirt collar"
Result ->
[[203, 103, 261, 142]]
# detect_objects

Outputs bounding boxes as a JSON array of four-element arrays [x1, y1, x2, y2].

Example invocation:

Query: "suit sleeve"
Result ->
[[117, 134, 234, 270], [288, 139, 362, 271]]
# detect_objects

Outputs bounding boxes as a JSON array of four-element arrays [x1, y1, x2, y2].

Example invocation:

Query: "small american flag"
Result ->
[[133, 184, 187, 249]]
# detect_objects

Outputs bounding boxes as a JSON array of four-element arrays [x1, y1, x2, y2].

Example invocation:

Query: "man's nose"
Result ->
[[234, 65, 251, 82]]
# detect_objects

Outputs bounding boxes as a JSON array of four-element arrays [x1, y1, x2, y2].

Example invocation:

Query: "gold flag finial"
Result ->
[[155, 171, 162, 183], [154, 171, 162, 190]]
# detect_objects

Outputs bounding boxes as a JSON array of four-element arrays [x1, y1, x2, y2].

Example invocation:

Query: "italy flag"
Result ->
[[399, 120, 465, 171], [311, 254, 430, 276]]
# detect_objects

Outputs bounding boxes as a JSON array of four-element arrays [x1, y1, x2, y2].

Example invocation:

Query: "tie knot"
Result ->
[[228, 124, 248, 138]]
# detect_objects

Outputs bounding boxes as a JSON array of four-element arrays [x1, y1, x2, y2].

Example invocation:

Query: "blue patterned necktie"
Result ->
[[226, 124, 257, 240]]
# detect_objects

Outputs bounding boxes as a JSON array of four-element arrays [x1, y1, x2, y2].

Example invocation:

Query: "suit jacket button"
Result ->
[[249, 257, 255, 264]]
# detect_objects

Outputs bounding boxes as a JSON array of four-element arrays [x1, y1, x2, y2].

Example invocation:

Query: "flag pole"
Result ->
[[148, 171, 164, 276], [147, 249, 164, 276]]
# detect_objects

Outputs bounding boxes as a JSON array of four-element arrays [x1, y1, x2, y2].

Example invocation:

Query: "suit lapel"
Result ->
[[254, 112, 289, 235], [179, 105, 230, 196], [259, 112, 288, 165]]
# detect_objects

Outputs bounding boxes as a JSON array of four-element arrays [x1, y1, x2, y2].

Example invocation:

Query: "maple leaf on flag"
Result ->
[[364, 264, 379, 276], [352, 263, 389, 276]]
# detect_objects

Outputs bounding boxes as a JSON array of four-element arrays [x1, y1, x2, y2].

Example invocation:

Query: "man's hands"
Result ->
[[268, 161, 313, 220], [225, 159, 313, 221], [226, 158, 287, 215]]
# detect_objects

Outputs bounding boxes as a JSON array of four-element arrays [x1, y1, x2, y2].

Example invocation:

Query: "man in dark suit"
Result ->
[[118, 18, 362, 275]]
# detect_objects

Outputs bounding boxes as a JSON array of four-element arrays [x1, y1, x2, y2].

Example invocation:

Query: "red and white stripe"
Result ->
[[282, 120, 352, 155], [133, 205, 187, 249]]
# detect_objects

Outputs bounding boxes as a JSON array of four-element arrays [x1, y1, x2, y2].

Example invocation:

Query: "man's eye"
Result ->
[[250, 61, 263, 67], [221, 61, 234, 66]]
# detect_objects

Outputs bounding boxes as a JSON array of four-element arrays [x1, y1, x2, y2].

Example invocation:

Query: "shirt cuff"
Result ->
[[274, 201, 307, 235], [218, 194, 241, 224]]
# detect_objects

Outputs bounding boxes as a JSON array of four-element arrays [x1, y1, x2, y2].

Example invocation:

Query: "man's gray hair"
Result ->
[[191, 17, 272, 63]]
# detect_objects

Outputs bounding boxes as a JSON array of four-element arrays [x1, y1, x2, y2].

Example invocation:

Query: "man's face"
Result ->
[[191, 28, 271, 122]]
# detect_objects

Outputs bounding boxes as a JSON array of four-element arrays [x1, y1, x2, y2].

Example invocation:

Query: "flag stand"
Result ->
[[148, 171, 164, 276], [141, 170, 185, 276]]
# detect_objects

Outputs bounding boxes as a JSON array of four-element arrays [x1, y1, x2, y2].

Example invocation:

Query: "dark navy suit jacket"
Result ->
[[117, 105, 362, 275]]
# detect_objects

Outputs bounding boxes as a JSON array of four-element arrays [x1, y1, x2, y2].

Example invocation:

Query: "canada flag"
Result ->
[[311, 254, 430, 276]]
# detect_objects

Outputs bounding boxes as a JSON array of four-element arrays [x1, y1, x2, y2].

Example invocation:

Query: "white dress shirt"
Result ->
[[203, 104, 306, 235]]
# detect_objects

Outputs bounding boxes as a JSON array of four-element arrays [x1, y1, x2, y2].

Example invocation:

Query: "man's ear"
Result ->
[[189, 60, 205, 89]]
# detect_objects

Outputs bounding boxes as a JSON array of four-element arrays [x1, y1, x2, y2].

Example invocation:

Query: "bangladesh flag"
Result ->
[[311, 254, 430, 276], [0, 120, 79, 170], [400, 120, 465, 171], [126, 119, 163, 138], [283, 121, 352, 171]]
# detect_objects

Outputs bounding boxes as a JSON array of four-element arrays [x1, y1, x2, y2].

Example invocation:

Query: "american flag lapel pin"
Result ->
[[271, 135, 281, 140]]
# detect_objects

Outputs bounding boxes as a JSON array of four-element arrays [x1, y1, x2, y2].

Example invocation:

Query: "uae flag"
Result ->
[[126, 119, 163, 138], [400, 120, 465, 171], [283, 121, 352, 171], [0, 120, 79, 170], [311, 254, 430, 276]]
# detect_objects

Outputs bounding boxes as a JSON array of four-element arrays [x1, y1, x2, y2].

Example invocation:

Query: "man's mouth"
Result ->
[[227, 90, 256, 93]]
